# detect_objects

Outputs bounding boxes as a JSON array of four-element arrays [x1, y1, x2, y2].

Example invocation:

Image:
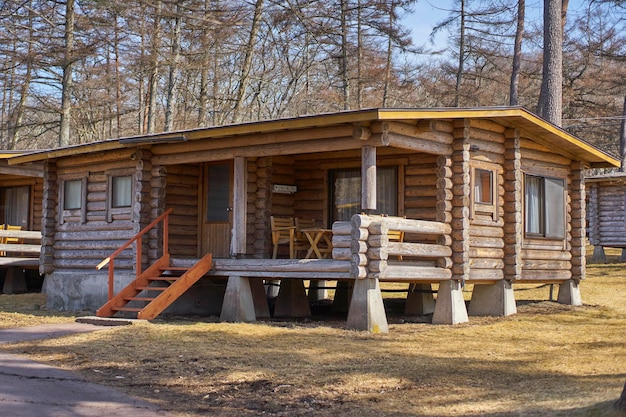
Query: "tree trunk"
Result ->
[[454, 0, 465, 107], [232, 0, 264, 124], [164, 2, 183, 132], [147, 0, 163, 134], [509, 0, 525, 106], [59, 0, 75, 147], [619, 96, 626, 172], [341, 0, 350, 110], [536, 0, 563, 125]]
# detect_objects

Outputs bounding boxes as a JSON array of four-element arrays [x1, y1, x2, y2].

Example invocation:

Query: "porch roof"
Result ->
[[7, 107, 620, 168]]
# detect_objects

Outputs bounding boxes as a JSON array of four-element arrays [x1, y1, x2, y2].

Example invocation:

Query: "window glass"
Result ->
[[1, 186, 29, 228], [64, 179, 82, 210], [474, 169, 493, 204], [206, 164, 230, 222], [112, 175, 132, 208], [330, 166, 397, 223], [524, 174, 564, 239]]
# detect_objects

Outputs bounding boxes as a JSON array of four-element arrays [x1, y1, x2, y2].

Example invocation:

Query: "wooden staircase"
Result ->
[[96, 253, 213, 320], [95, 208, 214, 320]]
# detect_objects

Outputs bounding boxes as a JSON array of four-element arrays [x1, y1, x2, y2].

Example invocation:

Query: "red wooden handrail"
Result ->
[[96, 208, 173, 301]]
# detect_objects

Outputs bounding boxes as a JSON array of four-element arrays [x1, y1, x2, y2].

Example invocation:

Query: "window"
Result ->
[[0, 186, 30, 228], [64, 179, 83, 210], [330, 166, 397, 223], [111, 175, 132, 208], [471, 164, 497, 220], [474, 169, 493, 204], [524, 174, 565, 239]]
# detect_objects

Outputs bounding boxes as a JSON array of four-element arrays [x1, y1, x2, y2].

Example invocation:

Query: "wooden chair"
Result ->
[[270, 216, 296, 259], [388, 229, 405, 261], [294, 218, 316, 258]]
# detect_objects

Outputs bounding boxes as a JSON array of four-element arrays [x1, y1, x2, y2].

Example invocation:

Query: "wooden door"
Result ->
[[201, 162, 233, 258]]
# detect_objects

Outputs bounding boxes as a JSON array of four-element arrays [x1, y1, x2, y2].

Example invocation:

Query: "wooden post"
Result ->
[[362, 146, 376, 212], [231, 156, 247, 256], [570, 161, 586, 282], [503, 128, 522, 280]]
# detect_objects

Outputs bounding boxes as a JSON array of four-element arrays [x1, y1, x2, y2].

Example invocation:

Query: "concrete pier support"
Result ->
[[307, 280, 328, 302], [273, 279, 311, 318], [404, 283, 435, 315], [468, 281, 517, 316], [432, 280, 468, 325], [220, 276, 256, 322], [331, 281, 353, 314], [347, 278, 388, 333], [249, 279, 270, 318], [591, 246, 606, 264], [557, 279, 583, 306]]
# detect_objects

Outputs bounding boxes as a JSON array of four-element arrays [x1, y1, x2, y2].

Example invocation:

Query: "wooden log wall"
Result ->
[[41, 160, 57, 275], [164, 163, 199, 258], [348, 214, 452, 282], [250, 157, 272, 257], [519, 137, 573, 282], [466, 119, 506, 282], [451, 120, 471, 282], [405, 154, 438, 221], [586, 183, 600, 246], [569, 161, 586, 281], [503, 129, 523, 281], [51, 150, 140, 271], [589, 180, 626, 247]]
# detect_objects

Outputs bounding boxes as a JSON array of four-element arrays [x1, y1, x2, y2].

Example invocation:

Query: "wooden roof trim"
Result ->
[[6, 107, 619, 167]]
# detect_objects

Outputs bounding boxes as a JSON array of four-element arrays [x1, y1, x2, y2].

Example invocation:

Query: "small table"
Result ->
[[301, 228, 333, 259]]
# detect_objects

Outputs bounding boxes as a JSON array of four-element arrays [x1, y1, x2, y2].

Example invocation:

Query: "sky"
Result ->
[[402, 0, 588, 55]]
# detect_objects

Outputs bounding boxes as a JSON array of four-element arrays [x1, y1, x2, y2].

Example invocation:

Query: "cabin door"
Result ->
[[201, 161, 233, 258]]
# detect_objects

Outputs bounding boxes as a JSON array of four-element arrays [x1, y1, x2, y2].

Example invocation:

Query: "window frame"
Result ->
[[106, 169, 134, 223], [470, 162, 499, 221], [523, 173, 566, 240], [58, 175, 87, 224], [327, 165, 399, 224]]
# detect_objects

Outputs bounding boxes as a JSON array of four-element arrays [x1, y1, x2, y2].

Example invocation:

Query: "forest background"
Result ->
[[0, 0, 625, 161]]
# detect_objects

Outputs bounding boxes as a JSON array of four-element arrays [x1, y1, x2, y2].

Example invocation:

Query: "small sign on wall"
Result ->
[[273, 184, 297, 194]]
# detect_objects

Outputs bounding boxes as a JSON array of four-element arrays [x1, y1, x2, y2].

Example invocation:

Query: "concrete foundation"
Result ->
[[220, 276, 256, 322], [331, 281, 353, 313], [346, 278, 388, 333], [307, 279, 328, 302], [43, 271, 226, 316], [404, 283, 435, 315], [273, 279, 311, 318], [557, 279, 583, 306], [432, 280, 469, 325], [249, 278, 270, 318], [2, 267, 28, 294], [468, 281, 517, 316], [591, 246, 606, 263]]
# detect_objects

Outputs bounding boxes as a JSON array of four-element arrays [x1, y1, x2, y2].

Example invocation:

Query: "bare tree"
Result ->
[[510, 0, 525, 105]]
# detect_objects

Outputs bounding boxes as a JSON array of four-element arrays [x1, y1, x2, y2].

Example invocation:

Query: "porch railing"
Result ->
[[96, 208, 173, 301]]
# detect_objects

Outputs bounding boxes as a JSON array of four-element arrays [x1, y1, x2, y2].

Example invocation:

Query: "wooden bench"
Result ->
[[0, 229, 41, 294]]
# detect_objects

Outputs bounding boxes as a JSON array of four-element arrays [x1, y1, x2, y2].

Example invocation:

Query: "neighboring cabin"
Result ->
[[7, 107, 619, 332], [586, 172, 626, 263], [0, 152, 44, 293]]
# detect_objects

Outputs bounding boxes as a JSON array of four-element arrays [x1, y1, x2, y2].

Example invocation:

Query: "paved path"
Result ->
[[0, 323, 169, 416]]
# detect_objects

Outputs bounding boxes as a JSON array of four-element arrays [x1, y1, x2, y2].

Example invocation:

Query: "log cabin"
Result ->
[[0, 152, 44, 293], [7, 107, 620, 332], [586, 172, 626, 263]]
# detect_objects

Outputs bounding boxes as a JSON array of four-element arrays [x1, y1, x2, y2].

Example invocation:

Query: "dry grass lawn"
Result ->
[[1, 261, 625, 416]]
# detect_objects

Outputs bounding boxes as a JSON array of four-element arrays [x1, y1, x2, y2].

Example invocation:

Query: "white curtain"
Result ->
[[525, 175, 541, 234]]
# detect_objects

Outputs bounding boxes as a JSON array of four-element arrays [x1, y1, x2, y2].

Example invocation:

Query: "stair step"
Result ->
[[159, 266, 189, 271], [135, 286, 167, 292], [112, 306, 142, 312], [125, 297, 156, 302], [148, 276, 181, 281]]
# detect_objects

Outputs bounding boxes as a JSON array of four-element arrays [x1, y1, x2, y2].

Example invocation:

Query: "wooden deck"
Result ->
[[0, 229, 42, 293]]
